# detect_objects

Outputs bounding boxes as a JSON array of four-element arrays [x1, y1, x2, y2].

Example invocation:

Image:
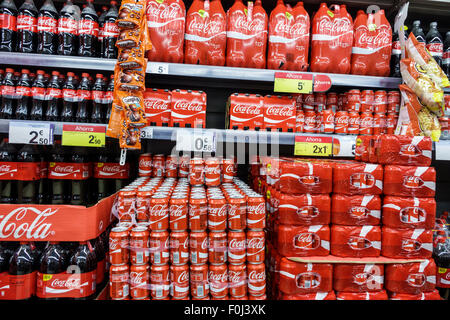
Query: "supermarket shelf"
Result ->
[[0, 119, 108, 135], [0, 52, 402, 89]]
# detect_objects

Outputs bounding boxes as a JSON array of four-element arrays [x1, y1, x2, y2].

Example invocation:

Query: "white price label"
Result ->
[[148, 63, 169, 75], [140, 127, 153, 139], [435, 140, 450, 160], [176, 129, 216, 153], [9, 121, 54, 145], [333, 135, 356, 157]]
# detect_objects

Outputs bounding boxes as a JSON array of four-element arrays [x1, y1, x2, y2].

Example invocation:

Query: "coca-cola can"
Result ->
[[247, 194, 265, 229], [387, 91, 400, 113], [295, 109, 305, 133], [189, 158, 204, 185], [249, 294, 267, 300], [165, 155, 178, 178], [439, 116, 449, 135], [386, 113, 398, 134], [204, 157, 221, 187], [247, 263, 266, 296], [320, 109, 334, 133], [359, 112, 374, 135], [118, 189, 136, 222], [334, 111, 349, 134], [169, 195, 188, 230], [228, 230, 246, 264], [229, 263, 247, 298], [190, 231, 208, 265], [110, 265, 130, 300], [373, 113, 386, 135], [136, 188, 152, 222], [314, 93, 326, 112], [361, 90, 374, 113], [303, 111, 316, 133], [189, 194, 208, 231], [374, 90, 387, 114], [130, 226, 150, 265], [208, 231, 227, 264], [347, 111, 360, 135], [190, 264, 209, 298], [149, 194, 169, 231], [222, 158, 235, 183], [178, 155, 190, 178], [152, 154, 165, 177], [169, 231, 189, 265], [170, 264, 189, 299], [228, 196, 246, 230], [130, 264, 150, 299], [109, 226, 129, 266], [149, 230, 169, 265], [347, 89, 361, 112], [326, 92, 338, 112], [208, 196, 227, 231], [303, 94, 314, 111], [338, 93, 345, 110], [138, 153, 152, 177], [209, 264, 228, 298], [246, 230, 265, 264], [150, 264, 170, 299]]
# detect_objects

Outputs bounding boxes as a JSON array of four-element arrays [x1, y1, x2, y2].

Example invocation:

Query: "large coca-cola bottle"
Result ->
[[433, 236, 450, 299], [17, 0, 37, 53], [91, 73, 105, 123], [411, 20, 426, 44], [57, 0, 79, 56], [0, 242, 14, 279], [61, 72, 77, 122], [37, 0, 58, 54], [92, 238, 106, 286], [444, 31, 450, 78], [37, 145, 49, 204], [426, 22, 444, 68], [16, 144, 39, 204], [0, 68, 16, 119], [15, 69, 32, 120], [102, 1, 118, 59], [0, 138, 16, 203], [49, 142, 68, 204], [97, 5, 108, 57], [71, 147, 88, 205], [30, 69, 46, 120], [8, 242, 36, 300], [78, 0, 98, 57], [0, 0, 17, 52], [45, 71, 61, 121], [75, 73, 91, 123], [69, 241, 97, 299], [95, 148, 109, 202], [37, 242, 69, 300], [104, 74, 113, 122]]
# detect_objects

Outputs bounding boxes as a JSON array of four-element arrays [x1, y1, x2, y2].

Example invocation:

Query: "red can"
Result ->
[[247, 263, 266, 296], [386, 113, 398, 134], [247, 194, 265, 229], [347, 111, 360, 135], [439, 116, 449, 135], [334, 111, 349, 134], [222, 158, 235, 183], [359, 112, 374, 135], [208, 196, 227, 231], [130, 226, 150, 265], [138, 153, 152, 177], [189, 194, 208, 231], [170, 264, 189, 299], [152, 154, 165, 177], [374, 90, 387, 114], [205, 157, 221, 187], [338, 93, 345, 110], [150, 264, 170, 299], [149, 194, 169, 231], [373, 113, 386, 135], [190, 231, 209, 265], [169, 195, 188, 231], [178, 155, 190, 178], [109, 226, 129, 266], [303, 94, 314, 111], [246, 230, 265, 264], [228, 230, 246, 264], [303, 111, 316, 133], [136, 188, 152, 222], [149, 230, 169, 265], [209, 264, 228, 298], [326, 92, 338, 112], [361, 90, 374, 113], [347, 89, 361, 112], [165, 155, 178, 178], [190, 264, 209, 298], [118, 188, 136, 222], [130, 264, 150, 299], [320, 109, 334, 133], [295, 109, 305, 133], [315, 92, 326, 112], [387, 91, 400, 113], [228, 196, 246, 230], [110, 265, 130, 300], [229, 263, 247, 298], [169, 231, 189, 265], [189, 158, 204, 185], [249, 294, 267, 300], [208, 231, 228, 264]]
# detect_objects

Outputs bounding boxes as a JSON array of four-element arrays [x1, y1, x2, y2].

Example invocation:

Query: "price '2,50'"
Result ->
[[29, 130, 48, 145]]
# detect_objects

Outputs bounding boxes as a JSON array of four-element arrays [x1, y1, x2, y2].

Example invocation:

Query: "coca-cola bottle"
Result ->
[[8, 242, 36, 300], [0, 138, 16, 203], [102, 1, 118, 59], [15, 69, 32, 120], [78, 0, 98, 57], [37, 242, 69, 300], [426, 22, 444, 68], [49, 142, 68, 204], [91, 73, 105, 123], [45, 71, 61, 121], [92, 238, 106, 286], [433, 236, 450, 299], [97, 5, 108, 57], [17, 144, 39, 204], [75, 73, 91, 123], [0, 68, 16, 119], [57, 0, 80, 56], [444, 31, 450, 79], [0, 242, 14, 277], [71, 147, 87, 205], [69, 241, 97, 299], [390, 26, 407, 78], [37, 146, 49, 204], [411, 20, 426, 44], [61, 72, 77, 122], [105, 74, 113, 122], [0, 0, 17, 52], [30, 70, 46, 120], [17, 0, 37, 53], [37, 0, 58, 54]]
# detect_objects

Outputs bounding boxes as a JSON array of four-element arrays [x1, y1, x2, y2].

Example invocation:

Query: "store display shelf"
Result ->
[[288, 256, 428, 264], [0, 119, 108, 135]]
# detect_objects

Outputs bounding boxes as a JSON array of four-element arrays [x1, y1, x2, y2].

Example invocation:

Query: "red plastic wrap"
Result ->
[[389, 290, 441, 300], [184, 0, 226, 66], [333, 162, 383, 195], [333, 264, 384, 292], [267, 0, 310, 71], [331, 225, 381, 258], [310, 3, 353, 74], [385, 259, 436, 294], [350, 10, 392, 76], [382, 196, 436, 229], [381, 227, 433, 259], [277, 193, 331, 226], [263, 95, 296, 132], [278, 258, 332, 294], [336, 290, 388, 300], [276, 224, 330, 257], [331, 194, 381, 226], [281, 291, 336, 300], [376, 135, 432, 166], [383, 165, 436, 198], [226, 0, 268, 69]]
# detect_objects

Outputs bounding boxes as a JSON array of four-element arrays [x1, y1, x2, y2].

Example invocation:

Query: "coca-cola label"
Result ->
[[2, 85, 15, 96], [0, 13, 16, 31], [94, 162, 129, 179], [0, 271, 36, 300], [294, 233, 320, 249], [0, 162, 40, 181], [36, 270, 96, 298], [79, 19, 99, 37], [46, 87, 62, 99], [63, 89, 77, 101], [77, 89, 92, 101], [354, 25, 391, 48], [353, 272, 373, 285], [31, 86, 46, 99], [16, 86, 32, 97], [173, 100, 204, 112], [48, 162, 91, 180], [58, 17, 78, 35], [17, 14, 37, 32], [427, 43, 444, 56], [102, 22, 119, 37], [437, 267, 450, 288], [37, 16, 57, 33]]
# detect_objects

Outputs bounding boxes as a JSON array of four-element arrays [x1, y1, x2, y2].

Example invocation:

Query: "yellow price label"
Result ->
[[438, 267, 448, 274], [274, 72, 313, 94], [294, 136, 333, 157], [43, 274, 53, 281], [62, 124, 106, 148]]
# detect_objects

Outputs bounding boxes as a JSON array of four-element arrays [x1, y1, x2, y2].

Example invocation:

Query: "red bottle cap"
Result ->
[[21, 69, 30, 74], [52, 71, 59, 76], [37, 70, 45, 75], [96, 73, 103, 78], [67, 72, 75, 77], [82, 72, 89, 78]]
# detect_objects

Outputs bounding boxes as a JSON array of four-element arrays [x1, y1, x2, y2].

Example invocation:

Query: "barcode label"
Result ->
[[173, 252, 179, 264], [197, 285, 204, 297], [157, 286, 163, 298], [123, 284, 129, 297], [155, 253, 160, 264], [191, 253, 197, 264], [304, 280, 311, 289], [137, 252, 143, 264]]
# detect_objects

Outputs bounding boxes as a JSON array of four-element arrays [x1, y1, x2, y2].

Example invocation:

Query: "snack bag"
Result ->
[[117, 66, 146, 91], [120, 92, 147, 128], [118, 44, 145, 69], [106, 91, 125, 139], [120, 122, 142, 149], [117, 0, 146, 30], [116, 28, 141, 48]]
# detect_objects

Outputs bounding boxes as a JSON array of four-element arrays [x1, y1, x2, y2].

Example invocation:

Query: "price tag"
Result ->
[[176, 129, 216, 153], [333, 135, 356, 157], [274, 72, 314, 94], [9, 121, 54, 145], [294, 136, 332, 157], [140, 127, 153, 139], [148, 63, 169, 74], [62, 124, 106, 148], [435, 140, 450, 160]]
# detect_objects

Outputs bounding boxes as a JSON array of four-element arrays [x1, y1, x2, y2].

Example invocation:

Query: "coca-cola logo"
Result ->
[[359, 116, 373, 127], [406, 273, 426, 287], [204, 166, 220, 175], [201, 237, 208, 250], [248, 203, 265, 216], [0, 207, 58, 239], [188, 19, 223, 35], [266, 106, 294, 117], [233, 15, 265, 33], [38, 17, 57, 30], [173, 100, 204, 112], [208, 271, 228, 282], [348, 236, 372, 250], [147, 3, 183, 21], [296, 206, 319, 217], [130, 271, 147, 286], [139, 159, 151, 168], [402, 239, 422, 252], [274, 19, 308, 36], [101, 165, 123, 173], [176, 270, 189, 283], [0, 164, 13, 174], [356, 26, 391, 46], [400, 144, 419, 156], [225, 165, 235, 174], [51, 277, 81, 290], [228, 270, 244, 282], [403, 176, 424, 188], [335, 115, 349, 124], [170, 205, 186, 217], [317, 17, 352, 35], [248, 270, 266, 281], [103, 22, 119, 36], [54, 166, 75, 174], [209, 205, 227, 217], [109, 237, 120, 250], [144, 99, 169, 110], [353, 272, 373, 285], [296, 272, 320, 289], [229, 238, 245, 250], [294, 233, 320, 249], [350, 206, 369, 218], [427, 43, 443, 53], [151, 205, 168, 217], [247, 237, 264, 249], [232, 104, 261, 115]]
